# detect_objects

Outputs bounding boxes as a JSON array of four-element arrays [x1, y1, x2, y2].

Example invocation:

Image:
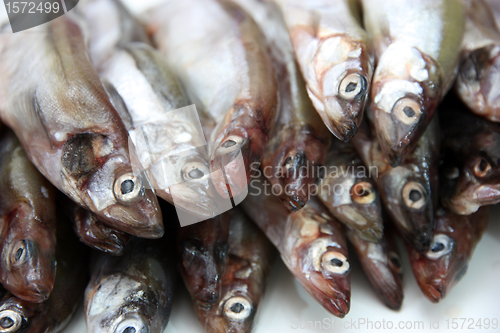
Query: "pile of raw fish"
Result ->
[[0, 0, 499, 332]]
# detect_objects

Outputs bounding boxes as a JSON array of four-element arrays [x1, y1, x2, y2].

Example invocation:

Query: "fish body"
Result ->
[[352, 117, 440, 252], [242, 179, 351, 318], [273, 0, 374, 141], [439, 97, 500, 214], [407, 207, 488, 302], [85, 237, 176, 333], [195, 210, 275, 333], [0, 17, 163, 238], [149, 0, 279, 199], [361, 0, 464, 165], [0, 129, 56, 303]]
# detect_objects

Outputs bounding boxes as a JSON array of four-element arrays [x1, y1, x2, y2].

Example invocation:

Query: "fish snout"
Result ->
[[422, 284, 443, 303]]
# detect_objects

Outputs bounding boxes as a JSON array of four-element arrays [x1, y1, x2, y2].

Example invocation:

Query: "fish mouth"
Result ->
[[301, 272, 351, 318], [422, 284, 443, 303], [16, 283, 52, 303], [471, 184, 500, 205], [323, 114, 359, 142]]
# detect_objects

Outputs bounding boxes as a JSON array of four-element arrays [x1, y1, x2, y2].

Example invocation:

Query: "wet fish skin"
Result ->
[[178, 212, 231, 310], [361, 0, 464, 166], [149, 0, 279, 199], [0, 129, 57, 303], [407, 207, 488, 303], [347, 228, 403, 310], [195, 210, 275, 333], [0, 16, 163, 238], [352, 116, 440, 252], [318, 140, 383, 243], [85, 237, 176, 333], [0, 213, 88, 333], [455, 0, 500, 122], [242, 179, 351, 318], [274, 0, 374, 141], [439, 97, 500, 214]]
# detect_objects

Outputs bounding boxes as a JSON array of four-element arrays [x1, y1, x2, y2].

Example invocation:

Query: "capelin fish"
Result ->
[[273, 0, 374, 141], [318, 140, 383, 243], [352, 116, 440, 252], [455, 0, 500, 122], [85, 237, 176, 333], [361, 0, 464, 166], [234, 0, 331, 211], [347, 228, 403, 310], [407, 207, 488, 303], [178, 212, 231, 310], [0, 16, 163, 238], [0, 213, 88, 333], [195, 209, 275, 333], [63, 197, 129, 256], [242, 179, 351, 318], [0, 129, 56, 303], [439, 97, 500, 214], [149, 0, 279, 199]]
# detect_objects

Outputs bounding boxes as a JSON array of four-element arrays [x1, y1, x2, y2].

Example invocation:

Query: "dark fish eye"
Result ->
[[431, 243, 445, 252], [122, 327, 136, 333], [231, 302, 244, 313], [0, 310, 22, 332], [182, 162, 209, 181], [388, 251, 403, 273], [188, 168, 204, 179], [283, 156, 292, 169], [402, 182, 426, 209], [217, 136, 244, 153], [10, 241, 30, 266], [339, 73, 366, 99], [223, 296, 252, 320], [330, 258, 343, 267], [321, 251, 350, 274], [113, 173, 143, 204], [120, 179, 134, 195], [426, 234, 453, 260], [393, 97, 422, 126], [473, 157, 492, 178], [351, 181, 376, 204], [222, 140, 236, 148], [0, 317, 13, 329]]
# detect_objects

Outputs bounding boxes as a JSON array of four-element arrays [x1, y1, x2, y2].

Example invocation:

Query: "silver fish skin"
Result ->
[[195, 209, 275, 333], [347, 228, 403, 310], [361, 0, 464, 166], [148, 0, 279, 200], [455, 0, 500, 122], [318, 140, 383, 243], [273, 0, 374, 141], [242, 178, 351, 318], [0, 16, 163, 238], [85, 237, 176, 333], [235, 0, 332, 211], [0, 129, 57, 303], [352, 116, 440, 252]]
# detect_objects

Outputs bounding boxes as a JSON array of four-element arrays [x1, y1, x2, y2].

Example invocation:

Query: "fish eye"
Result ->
[[350, 181, 376, 204], [388, 251, 403, 274], [0, 310, 23, 333], [223, 296, 253, 321], [339, 73, 367, 100], [217, 135, 244, 154], [10, 241, 29, 266], [321, 251, 350, 275], [182, 162, 209, 181], [114, 318, 147, 333], [113, 173, 143, 204], [393, 97, 422, 126], [426, 234, 453, 260], [283, 156, 293, 170], [473, 157, 492, 178], [402, 181, 426, 210]]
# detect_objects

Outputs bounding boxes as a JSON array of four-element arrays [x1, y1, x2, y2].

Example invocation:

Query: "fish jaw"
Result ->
[[371, 44, 441, 166], [456, 45, 500, 122]]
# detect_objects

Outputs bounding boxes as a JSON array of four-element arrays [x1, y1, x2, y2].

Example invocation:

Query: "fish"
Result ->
[[439, 96, 500, 214], [318, 140, 383, 243], [0, 212, 89, 333], [361, 0, 464, 166], [0, 129, 57, 303], [149, 0, 279, 199], [0, 16, 163, 238], [273, 0, 374, 141], [194, 209, 276, 333], [454, 0, 500, 122], [64, 196, 129, 256], [242, 178, 351, 318], [85, 237, 176, 333], [178, 211, 232, 310], [234, 0, 331, 211], [346, 228, 403, 310], [352, 116, 440, 252], [407, 206, 489, 303]]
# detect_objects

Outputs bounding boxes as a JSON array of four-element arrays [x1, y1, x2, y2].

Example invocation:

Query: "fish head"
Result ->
[[86, 274, 155, 333], [380, 166, 434, 252], [282, 205, 350, 317], [441, 128, 500, 214], [60, 132, 163, 239], [312, 38, 372, 141], [456, 45, 500, 120], [0, 202, 56, 303], [370, 43, 441, 166]]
